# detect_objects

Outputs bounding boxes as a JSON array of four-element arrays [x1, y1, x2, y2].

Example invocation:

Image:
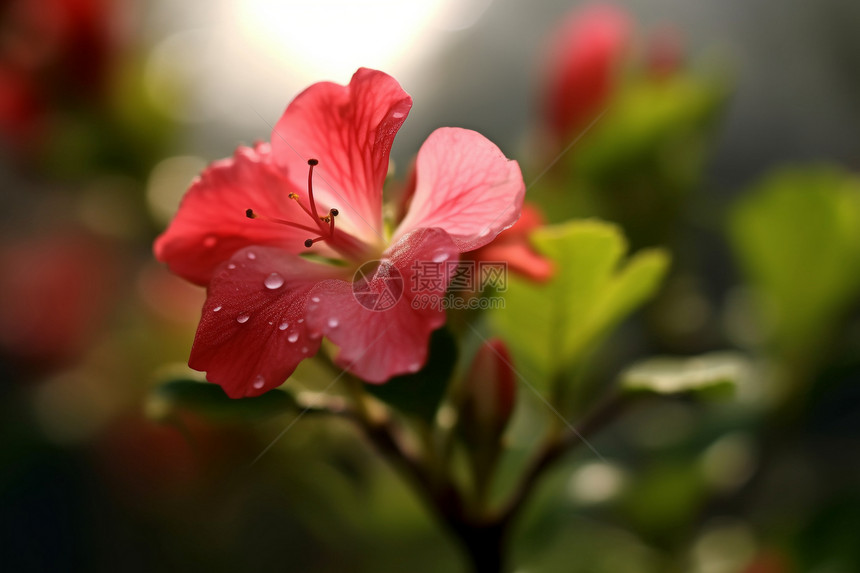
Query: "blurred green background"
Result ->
[[2, 0, 860, 571]]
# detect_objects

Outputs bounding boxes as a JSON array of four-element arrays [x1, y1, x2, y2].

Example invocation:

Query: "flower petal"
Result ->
[[189, 246, 345, 398], [305, 228, 459, 383], [392, 128, 525, 253], [153, 145, 322, 285], [471, 241, 554, 282], [271, 68, 412, 245], [466, 203, 554, 282]]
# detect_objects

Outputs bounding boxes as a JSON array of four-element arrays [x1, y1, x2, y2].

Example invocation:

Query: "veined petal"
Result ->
[[189, 246, 345, 398], [392, 128, 525, 253], [153, 145, 322, 286], [271, 68, 412, 246], [305, 228, 459, 383]]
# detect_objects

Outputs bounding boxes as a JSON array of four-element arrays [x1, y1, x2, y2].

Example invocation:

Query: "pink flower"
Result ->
[[154, 68, 524, 398], [542, 3, 631, 141]]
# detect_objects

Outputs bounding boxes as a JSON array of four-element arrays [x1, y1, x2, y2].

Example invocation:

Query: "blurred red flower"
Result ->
[[541, 3, 631, 142], [0, 0, 117, 147], [0, 229, 119, 372]]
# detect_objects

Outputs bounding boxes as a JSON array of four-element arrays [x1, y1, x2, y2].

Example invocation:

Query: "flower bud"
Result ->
[[459, 338, 517, 447], [541, 3, 632, 141]]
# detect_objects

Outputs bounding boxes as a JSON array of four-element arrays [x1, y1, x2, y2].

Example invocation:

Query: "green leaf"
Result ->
[[363, 328, 458, 424], [490, 220, 670, 388], [620, 352, 746, 397], [729, 166, 860, 362], [148, 379, 298, 422]]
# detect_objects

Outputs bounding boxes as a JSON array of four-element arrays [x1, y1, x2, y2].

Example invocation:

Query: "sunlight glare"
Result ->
[[232, 0, 447, 84]]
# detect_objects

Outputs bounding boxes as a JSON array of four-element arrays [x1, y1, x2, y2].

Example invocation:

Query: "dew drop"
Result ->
[[227, 263, 236, 270], [252, 375, 265, 389], [328, 317, 339, 328], [311, 296, 320, 303], [432, 252, 449, 263], [408, 362, 421, 373], [301, 346, 308, 354], [264, 272, 284, 289], [278, 321, 289, 331], [236, 313, 250, 324], [268, 321, 273, 325], [203, 235, 217, 248], [212, 305, 222, 312], [247, 251, 257, 260], [392, 111, 405, 119], [287, 332, 299, 343], [297, 318, 304, 324]]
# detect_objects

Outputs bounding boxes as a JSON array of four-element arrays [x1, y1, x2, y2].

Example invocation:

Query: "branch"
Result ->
[[499, 392, 631, 524]]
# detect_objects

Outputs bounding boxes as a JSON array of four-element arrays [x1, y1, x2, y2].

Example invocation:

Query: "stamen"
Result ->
[[246, 160, 341, 250], [304, 234, 328, 248], [288, 193, 317, 220], [244, 208, 319, 234], [328, 208, 337, 235]]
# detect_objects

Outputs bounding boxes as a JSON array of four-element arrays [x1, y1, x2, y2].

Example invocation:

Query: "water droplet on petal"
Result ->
[[287, 332, 299, 343], [213, 305, 222, 312], [278, 321, 288, 331], [408, 362, 421, 373], [247, 251, 257, 260], [252, 375, 265, 389], [264, 272, 284, 289], [237, 313, 250, 324], [268, 321, 273, 325], [392, 111, 405, 119], [311, 296, 320, 303], [327, 317, 339, 328], [432, 252, 449, 263], [297, 318, 304, 324], [227, 263, 236, 270], [203, 235, 217, 248], [301, 346, 308, 354]]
